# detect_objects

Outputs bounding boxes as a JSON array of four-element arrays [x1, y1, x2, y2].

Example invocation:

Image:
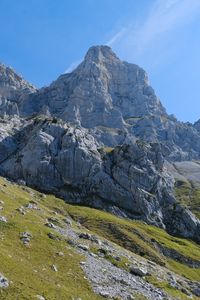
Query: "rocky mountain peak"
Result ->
[[0, 46, 200, 246], [0, 62, 37, 117], [0, 63, 36, 95], [19, 45, 166, 137], [84, 45, 120, 64], [193, 118, 200, 133]]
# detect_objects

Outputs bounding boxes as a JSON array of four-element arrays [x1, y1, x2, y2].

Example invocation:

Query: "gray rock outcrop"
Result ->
[[0, 46, 200, 243], [1, 46, 200, 160], [0, 63, 36, 117], [0, 273, 9, 288], [0, 116, 199, 242]]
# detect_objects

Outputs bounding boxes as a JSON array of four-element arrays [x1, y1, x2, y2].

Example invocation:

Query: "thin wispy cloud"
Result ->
[[64, 0, 200, 76], [106, 27, 127, 46], [108, 0, 200, 55], [64, 59, 82, 73]]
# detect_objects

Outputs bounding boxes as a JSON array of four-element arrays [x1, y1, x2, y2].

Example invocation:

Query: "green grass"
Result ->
[[146, 276, 199, 300], [62, 203, 200, 281], [167, 259, 200, 281], [175, 180, 200, 218], [0, 178, 103, 300], [102, 146, 114, 153], [90, 245, 130, 271], [0, 176, 200, 299], [96, 125, 123, 135]]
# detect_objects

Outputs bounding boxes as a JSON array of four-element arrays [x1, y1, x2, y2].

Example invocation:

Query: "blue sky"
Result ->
[[0, 0, 200, 122]]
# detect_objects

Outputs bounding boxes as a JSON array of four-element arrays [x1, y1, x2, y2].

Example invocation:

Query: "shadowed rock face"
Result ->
[[0, 46, 200, 243]]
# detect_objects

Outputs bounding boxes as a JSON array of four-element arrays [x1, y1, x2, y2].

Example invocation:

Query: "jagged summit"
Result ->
[[0, 63, 36, 116], [19, 45, 166, 139], [0, 63, 36, 93], [1, 46, 200, 300], [1, 45, 200, 160], [84, 45, 120, 64], [0, 45, 200, 245]]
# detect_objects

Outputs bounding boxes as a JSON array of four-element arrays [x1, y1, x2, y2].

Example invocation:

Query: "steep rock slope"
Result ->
[[0, 116, 199, 243], [0, 177, 200, 300], [18, 46, 200, 161], [0, 46, 200, 243], [1, 46, 200, 160], [20, 46, 166, 124], [0, 63, 36, 116]]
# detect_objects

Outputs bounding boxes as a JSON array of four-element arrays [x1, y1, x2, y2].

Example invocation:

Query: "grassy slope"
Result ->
[[0, 177, 200, 299], [0, 178, 103, 300], [175, 180, 200, 219], [63, 204, 200, 281]]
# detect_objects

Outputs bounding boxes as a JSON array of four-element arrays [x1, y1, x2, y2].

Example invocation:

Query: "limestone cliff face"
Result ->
[[20, 46, 166, 126], [17, 46, 200, 160], [0, 64, 36, 116], [0, 116, 199, 243], [0, 118, 171, 224], [0, 46, 200, 243]]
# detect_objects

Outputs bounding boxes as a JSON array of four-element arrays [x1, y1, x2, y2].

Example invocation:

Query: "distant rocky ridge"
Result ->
[[1, 47, 200, 160], [0, 46, 200, 243], [0, 63, 36, 116]]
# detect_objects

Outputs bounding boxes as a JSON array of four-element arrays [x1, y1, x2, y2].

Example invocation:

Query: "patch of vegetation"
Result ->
[[124, 116, 144, 125], [64, 204, 200, 281], [175, 180, 200, 218], [106, 254, 129, 270], [146, 276, 199, 300], [160, 115, 168, 122], [102, 146, 114, 153], [90, 245, 129, 270], [167, 259, 200, 281], [1, 176, 200, 300], [96, 125, 122, 134], [132, 293, 148, 300], [0, 178, 103, 300]]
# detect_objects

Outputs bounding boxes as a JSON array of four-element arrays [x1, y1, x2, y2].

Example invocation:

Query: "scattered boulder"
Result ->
[[47, 217, 59, 225], [47, 232, 61, 241], [129, 266, 148, 277], [25, 203, 39, 210], [78, 232, 102, 246], [91, 235, 102, 246], [39, 193, 46, 199], [20, 232, 32, 245], [56, 251, 64, 257], [127, 295, 134, 300], [64, 218, 72, 226], [0, 216, 7, 223], [67, 239, 76, 247], [0, 273, 9, 288], [45, 222, 56, 229], [17, 179, 26, 186], [16, 206, 26, 215], [51, 264, 58, 272], [36, 295, 46, 300], [79, 232, 91, 240], [180, 287, 191, 296], [99, 291, 110, 298], [97, 248, 108, 257], [193, 288, 200, 297], [90, 253, 98, 258], [78, 244, 90, 251]]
